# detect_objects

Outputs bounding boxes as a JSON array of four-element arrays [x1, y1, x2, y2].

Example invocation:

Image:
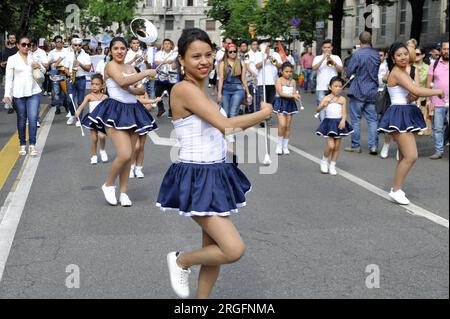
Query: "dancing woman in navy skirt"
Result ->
[[88, 37, 158, 207], [378, 42, 444, 205], [157, 28, 272, 299]]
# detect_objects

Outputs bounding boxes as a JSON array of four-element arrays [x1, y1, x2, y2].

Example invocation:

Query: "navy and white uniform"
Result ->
[[156, 107, 251, 217], [378, 85, 426, 133], [273, 85, 298, 115], [88, 74, 157, 135], [81, 100, 104, 133], [316, 102, 354, 137]]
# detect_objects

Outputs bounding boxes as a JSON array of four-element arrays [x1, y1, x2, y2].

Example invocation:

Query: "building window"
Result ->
[[185, 20, 195, 28], [381, 6, 387, 37], [187, 0, 194, 6], [422, 0, 429, 34], [399, 0, 407, 35], [165, 0, 173, 9], [206, 20, 215, 31], [146, 0, 153, 6], [166, 19, 174, 31]]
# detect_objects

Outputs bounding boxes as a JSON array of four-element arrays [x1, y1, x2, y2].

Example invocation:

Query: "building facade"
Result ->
[[139, 0, 222, 46], [328, 0, 449, 54]]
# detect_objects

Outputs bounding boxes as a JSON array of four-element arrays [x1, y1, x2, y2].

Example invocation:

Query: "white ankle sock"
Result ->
[[277, 136, 283, 146], [283, 139, 289, 147], [322, 156, 328, 161], [330, 161, 336, 167]]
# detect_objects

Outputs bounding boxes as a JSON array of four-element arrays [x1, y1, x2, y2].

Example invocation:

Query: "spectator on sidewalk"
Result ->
[[300, 46, 314, 94], [1, 33, 19, 114], [427, 41, 449, 159], [344, 32, 380, 155]]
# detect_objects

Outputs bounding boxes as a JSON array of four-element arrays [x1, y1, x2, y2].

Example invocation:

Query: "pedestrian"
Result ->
[[1, 33, 19, 114], [300, 46, 315, 94], [155, 38, 177, 118], [245, 39, 259, 113], [344, 32, 380, 155], [145, 41, 158, 99], [88, 37, 158, 207], [30, 38, 49, 127], [48, 35, 68, 115], [378, 42, 444, 205], [156, 28, 272, 299], [64, 36, 92, 127], [2, 36, 44, 156], [273, 62, 301, 155], [217, 43, 250, 125], [427, 41, 449, 160], [312, 40, 343, 121], [75, 74, 109, 165], [315, 76, 353, 175], [414, 46, 432, 136]]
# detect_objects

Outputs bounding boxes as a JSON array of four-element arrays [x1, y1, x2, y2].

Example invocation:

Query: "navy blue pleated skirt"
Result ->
[[378, 104, 426, 134], [88, 98, 157, 135], [273, 97, 298, 115], [156, 162, 252, 217], [316, 118, 354, 138], [81, 112, 106, 134]]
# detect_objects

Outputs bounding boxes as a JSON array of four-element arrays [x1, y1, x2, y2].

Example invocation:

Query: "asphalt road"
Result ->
[[0, 88, 448, 299]]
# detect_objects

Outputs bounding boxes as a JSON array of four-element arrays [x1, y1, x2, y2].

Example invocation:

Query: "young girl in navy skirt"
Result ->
[[75, 74, 109, 165], [315, 76, 353, 175], [156, 28, 272, 299], [88, 37, 158, 207], [273, 62, 301, 155], [378, 42, 444, 205]]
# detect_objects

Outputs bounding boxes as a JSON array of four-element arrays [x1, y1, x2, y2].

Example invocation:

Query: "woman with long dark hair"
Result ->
[[378, 42, 444, 205]]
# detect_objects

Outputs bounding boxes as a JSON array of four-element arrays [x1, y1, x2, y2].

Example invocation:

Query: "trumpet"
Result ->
[[244, 53, 250, 62], [70, 51, 79, 85], [268, 56, 278, 66], [326, 55, 334, 67]]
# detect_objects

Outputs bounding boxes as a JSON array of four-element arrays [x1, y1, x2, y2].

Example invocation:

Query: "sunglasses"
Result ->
[[20, 43, 32, 48], [415, 52, 422, 55], [55, 41, 62, 43], [228, 51, 237, 54], [73, 44, 82, 47]]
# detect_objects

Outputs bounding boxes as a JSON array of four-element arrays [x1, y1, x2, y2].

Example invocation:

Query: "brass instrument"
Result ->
[[326, 55, 334, 67], [244, 53, 250, 62], [269, 56, 278, 66], [70, 50, 79, 85], [130, 18, 158, 43]]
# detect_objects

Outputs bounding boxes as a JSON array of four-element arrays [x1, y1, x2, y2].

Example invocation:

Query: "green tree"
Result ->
[[256, 0, 292, 40], [290, 0, 330, 43], [206, 0, 233, 26], [222, 0, 260, 41]]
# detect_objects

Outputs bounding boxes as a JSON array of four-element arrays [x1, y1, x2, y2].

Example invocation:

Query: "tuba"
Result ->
[[130, 18, 158, 44], [70, 50, 79, 85]]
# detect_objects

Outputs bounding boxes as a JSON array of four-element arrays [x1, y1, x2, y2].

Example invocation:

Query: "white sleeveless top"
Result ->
[[325, 102, 343, 119], [106, 73, 137, 103], [277, 85, 293, 97], [89, 100, 102, 113], [388, 85, 409, 105], [173, 107, 227, 163]]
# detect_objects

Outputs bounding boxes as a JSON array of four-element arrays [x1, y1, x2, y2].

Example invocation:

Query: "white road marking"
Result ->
[[0, 111, 55, 282], [250, 127, 449, 229]]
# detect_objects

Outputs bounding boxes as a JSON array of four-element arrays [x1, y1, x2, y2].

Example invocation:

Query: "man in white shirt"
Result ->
[[30, 38, 49, 126], [47, 35, 68, 114], [64, 36, 92, 125], [125, 37, 146, 72], [312, 39, 343, 121], [154, 38, 178, 118], [255, 39, 282, 124], [145, 42, 158, 99], [245, 40, 259, 113]]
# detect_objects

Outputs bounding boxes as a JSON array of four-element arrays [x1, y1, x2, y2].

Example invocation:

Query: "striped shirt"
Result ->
[[344, 47, 380, 103]]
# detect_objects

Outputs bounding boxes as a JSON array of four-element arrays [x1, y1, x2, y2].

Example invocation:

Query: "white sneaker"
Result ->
[[320, 159, 329, 174], [329, 163, 337, 175], [66, 112, 71, 118], [167, 252, 191, 299], [135, 166, 144, 179], [119, 193, 132, 207], [282, 146, 290, 155], [389, 188, 410, 205], [99, 150, 108, 163], [75, 120, 81, 127], [129, 165, 136, 179], [380, 143, 390, 159], [37, 121, 41, 128], [276, 145, 283, 155], [90, 155, 98, 165], [102, 184, 117, 206], [66, 116, 75, 125]]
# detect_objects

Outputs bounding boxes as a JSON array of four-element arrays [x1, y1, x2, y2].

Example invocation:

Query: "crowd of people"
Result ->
[[0, 27, 448, 299]]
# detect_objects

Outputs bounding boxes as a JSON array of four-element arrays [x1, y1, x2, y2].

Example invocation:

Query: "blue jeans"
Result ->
[[66, 77, 86, 117], [316, 90, 328, 122], [14, 93, 41, 145], [222, 88, 245, 118], [51, 79, 65, 107], [303, 69, 314, 92], [146, 79, 156, 99], [349, 98, 378, 149], [433, 107, 449, 154]]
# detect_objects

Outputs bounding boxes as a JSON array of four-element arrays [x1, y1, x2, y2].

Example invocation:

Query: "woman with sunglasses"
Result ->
[[2, 36, 45, 156], [414, 46, 432, 136], [217, 43, 250, 141]]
